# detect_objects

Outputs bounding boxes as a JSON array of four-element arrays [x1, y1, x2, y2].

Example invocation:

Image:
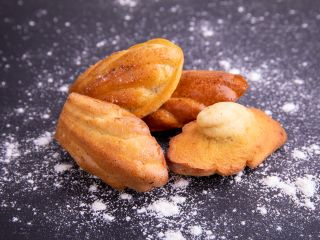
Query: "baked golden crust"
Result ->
[[55, 93, 168, 192], [167, 103, 287, 176], [69, 38, 184, 118], [143, 70, 248, 131]]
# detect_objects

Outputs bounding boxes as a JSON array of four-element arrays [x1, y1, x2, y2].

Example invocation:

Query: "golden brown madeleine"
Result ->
[[144, 70, 248, 131], [167, 102, 287, 176], [55, 93, 168, 192], [69, 38, 184, 118]]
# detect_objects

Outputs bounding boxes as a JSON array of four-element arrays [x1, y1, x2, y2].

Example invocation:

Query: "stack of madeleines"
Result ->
[[55, 38, 287, 192]]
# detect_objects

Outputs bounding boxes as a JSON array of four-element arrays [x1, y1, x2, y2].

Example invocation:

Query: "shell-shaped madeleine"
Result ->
[[144, 70, 249, 131], [69, 38, 184, 118], [167, 102, 287, 176], [55, 93, 168, 192]]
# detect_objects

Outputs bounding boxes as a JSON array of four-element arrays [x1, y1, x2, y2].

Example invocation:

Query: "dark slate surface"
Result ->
[[1, 0, 320, 239]]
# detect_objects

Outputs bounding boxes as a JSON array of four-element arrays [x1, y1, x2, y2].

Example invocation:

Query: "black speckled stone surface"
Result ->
[[1, 0, 320, 239]]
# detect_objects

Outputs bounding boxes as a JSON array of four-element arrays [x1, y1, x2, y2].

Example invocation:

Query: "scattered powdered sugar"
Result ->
[[262, 176, 281, 188], [118, 0, 137, 8], [137, 207, 147, 214], [262, 176, 296, 196], [257, 206, 268, 215], [262, 175, 317, 210], [291, 144, 320, 161], [54, 163, 73, 173], [293, 79, 304, 85], [292, 148, 308, 160], [247, 71, 261, 82], [237, 6, 245, 13], [91, 200, 107, 211], [162, 230, 185, 240], [147, 199, 180, 217], [295, 175, 316, 198], [33, 132, 52, 147], [172, 178, 190, 189], [42, 113, 50, 119], [103, 213, 115, 222], [2, 139, 20, 163], [15, 107, 25, 114], [234, 171, 243, 182], [1, 2, 319, 239], [300, 199, 315, 210], [219, 60, 231, 70], [88, 183, 98, 192], [200, 23, 214, 37], [96, 40, 107, 48], [58, 84, 69, 92], [170, 195, 186, 204], [229, 68, 241, 74], [265, 110, 272, 116], [119, 193, 132, 200], [302, 144, 320, 156], [189, 225, 203, 236], [281, 103, 298, 113]]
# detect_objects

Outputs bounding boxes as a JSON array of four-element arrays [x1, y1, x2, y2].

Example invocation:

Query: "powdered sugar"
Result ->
[[172, 178, 190, 189], [262, 176, 296, 196], [58, 84, 69, 92], [1, 1, 320, 238], [33, 132, 52, 147], [235, 171, 243, 182], [257, 206, 268, 215], [103, 213, 115, 222], [219, 60, 231, 70], [281, 103, 298, 113], [247, 71, 261, 82], [54, 163, 73, 173], [292, 144, 320, 161], [200, 24, 214, 37], [15, 107, 25, 114], [262, 175, 318, 210], [295, 175, 316, 198], [2, 139, 20, 163], [91, 200, 107, 211], [162, 230, 185, 240], [88, 183, 98, 192], [292, 149, 308, 160], [237, 6, 245, 13], [262, 176, 281, 188], [96, 40, 107, 48], [293, 79, 304, 85], [189, 225, 203, 236], [170, 195, 186, 204], [120, 193, 132, 200], [147, 199, 180, 217], [118, 0, 137, 8]]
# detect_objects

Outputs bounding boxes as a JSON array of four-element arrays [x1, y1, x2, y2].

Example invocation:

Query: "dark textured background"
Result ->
[[1, 0, 320, 239]]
